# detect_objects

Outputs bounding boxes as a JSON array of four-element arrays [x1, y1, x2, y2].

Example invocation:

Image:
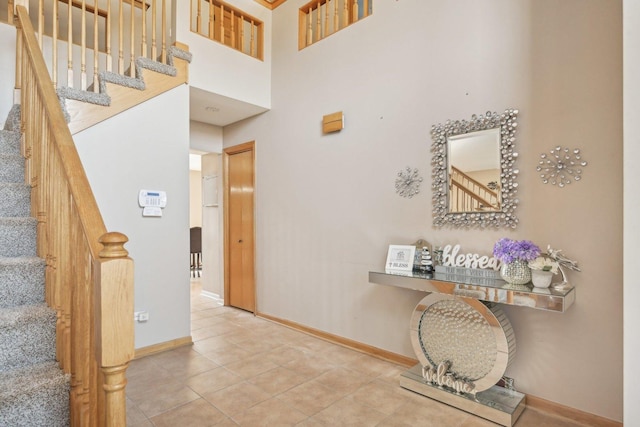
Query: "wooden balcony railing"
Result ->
[[299, 0, 371, 49], [15, 5, 134, 426], [191, 0, 264, 60], [449, 165, 501, 212]]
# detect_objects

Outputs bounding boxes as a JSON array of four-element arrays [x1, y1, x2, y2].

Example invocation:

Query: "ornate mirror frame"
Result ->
[[431, 109, 520, 228]]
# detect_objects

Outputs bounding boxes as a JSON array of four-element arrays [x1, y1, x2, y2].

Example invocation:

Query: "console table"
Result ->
[[368, 270, 575, 426]]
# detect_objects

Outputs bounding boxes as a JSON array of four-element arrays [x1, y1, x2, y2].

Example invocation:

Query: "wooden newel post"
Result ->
[[95, 232, 134, 427]]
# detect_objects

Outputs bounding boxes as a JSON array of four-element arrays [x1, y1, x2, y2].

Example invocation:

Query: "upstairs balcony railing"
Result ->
[[191, 0, 264, 60], [299, 0, 371, 49]]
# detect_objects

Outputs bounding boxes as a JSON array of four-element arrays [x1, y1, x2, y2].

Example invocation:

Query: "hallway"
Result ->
[[125, 279, 587, 426]]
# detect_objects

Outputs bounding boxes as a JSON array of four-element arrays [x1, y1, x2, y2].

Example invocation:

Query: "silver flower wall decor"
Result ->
[[396, 167, 423, 198], [536, 147, 587, 187]]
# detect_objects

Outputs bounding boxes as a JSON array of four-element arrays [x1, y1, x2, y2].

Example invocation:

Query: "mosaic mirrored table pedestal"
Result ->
[[369, 270, 576, 427], [400, 364, 526, 427]]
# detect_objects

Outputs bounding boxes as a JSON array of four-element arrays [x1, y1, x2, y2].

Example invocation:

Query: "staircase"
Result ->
[[0, 115, 70, 426]]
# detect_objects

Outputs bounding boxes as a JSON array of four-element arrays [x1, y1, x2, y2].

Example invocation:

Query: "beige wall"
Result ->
[[623, 0, 640, 424], [224, 0, 623, 421]]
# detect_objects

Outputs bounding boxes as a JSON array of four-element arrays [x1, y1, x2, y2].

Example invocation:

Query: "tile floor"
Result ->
[[126, 279, 588, 426]]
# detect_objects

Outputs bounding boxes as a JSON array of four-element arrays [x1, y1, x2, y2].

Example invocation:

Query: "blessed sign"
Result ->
[[441, 244, 500, 271]]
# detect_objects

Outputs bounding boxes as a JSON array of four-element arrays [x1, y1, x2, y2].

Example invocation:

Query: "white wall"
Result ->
[[176, 0, 272, 109], [0, 23, 16, 124], [190, 120, 223, 152], [189, 169, 202, 227], [74, 86, 191, 349], [201, 153, 223, 298], [224, 0, 623, 421], [623, 1, 640, 424]]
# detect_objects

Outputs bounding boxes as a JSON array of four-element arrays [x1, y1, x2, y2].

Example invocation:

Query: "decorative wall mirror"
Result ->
[[431, 109, 519, 228]]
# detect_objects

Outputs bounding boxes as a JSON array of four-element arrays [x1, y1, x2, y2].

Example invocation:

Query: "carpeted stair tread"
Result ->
[[0, 182, 31, 217], [0, 361, 70, 427], [0, 217, 37, 257], [0, 303, 57, 372], [0, 257, 46, 308], [0, 153, 24, 183], [0, 129, 21, 155]]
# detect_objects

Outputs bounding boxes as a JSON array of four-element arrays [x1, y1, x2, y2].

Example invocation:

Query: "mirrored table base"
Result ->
[[400, 364, 526, 427]]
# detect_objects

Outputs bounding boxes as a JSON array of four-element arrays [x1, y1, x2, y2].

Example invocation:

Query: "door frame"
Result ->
[[223, 141, 256, 310]]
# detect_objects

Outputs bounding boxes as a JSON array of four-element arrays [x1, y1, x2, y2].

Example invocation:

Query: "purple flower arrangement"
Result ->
[[493, 238, 541, 264]]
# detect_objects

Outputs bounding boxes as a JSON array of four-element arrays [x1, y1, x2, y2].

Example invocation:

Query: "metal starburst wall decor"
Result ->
[[396, 167, 423, 198], [536, 146, 587, 188]]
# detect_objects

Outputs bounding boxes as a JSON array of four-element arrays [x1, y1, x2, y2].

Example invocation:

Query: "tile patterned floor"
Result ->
[[126, 279, 588, 426]]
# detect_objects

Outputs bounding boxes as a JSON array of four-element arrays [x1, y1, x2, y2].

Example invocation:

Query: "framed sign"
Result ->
[[386, 245, 416, 273]]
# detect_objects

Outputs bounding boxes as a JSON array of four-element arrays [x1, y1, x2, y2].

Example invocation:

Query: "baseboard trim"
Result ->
[[134, 336, 193, 359], [525, 395, 621, 427], [255, 311, 621, 426], [255, 311, 417, 367]]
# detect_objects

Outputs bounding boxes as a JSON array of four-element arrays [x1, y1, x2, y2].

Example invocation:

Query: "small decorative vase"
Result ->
[[531, 269, 554, 288], [500, 260, 531, 285]]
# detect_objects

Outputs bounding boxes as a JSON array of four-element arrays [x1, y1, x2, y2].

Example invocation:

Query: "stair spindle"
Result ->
[[219, 4, 224, 44], [352, 0, 358, 22], [324, 0, 329, 36], [230, 10, 235, 49], [68, 0, 73, 87], [93, 0, 98, 92], [106, 0, 112, 72], [208, 0, 214, 39], [141, 0, 147, 58], [37, 0, 43, 48], [151, 0, 157, 60], [333, 0, 338, 33], [196, 0, 202, 33], [316, 4, 321, 40], [306, 7, 312, 46], [129, 0, 135, 77], [343, 0, 348, 27], [81, 0, 87, 90], [250, 20, 255, 57], [239, 16, 245, 53], [161, 0, 166, 63], [52, 0, 58, 86], [364, 0, 369, 17], [118, 0, 124, 74]]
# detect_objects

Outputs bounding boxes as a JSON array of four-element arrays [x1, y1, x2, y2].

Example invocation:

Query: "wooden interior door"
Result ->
[[224, 142, 255, 312]]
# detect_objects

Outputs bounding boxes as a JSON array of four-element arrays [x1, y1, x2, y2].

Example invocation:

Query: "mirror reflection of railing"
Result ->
[[298, 0, 372, 49], [9, 0, 174, 91], [449, 165, 501, 212], [191, 0, 263, 60]]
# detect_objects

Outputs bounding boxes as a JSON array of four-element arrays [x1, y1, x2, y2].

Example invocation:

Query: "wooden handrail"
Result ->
[[15, 5, 134, 426]]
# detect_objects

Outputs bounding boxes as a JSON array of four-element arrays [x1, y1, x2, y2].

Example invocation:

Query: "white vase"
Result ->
[[531, 269, 554, 288]]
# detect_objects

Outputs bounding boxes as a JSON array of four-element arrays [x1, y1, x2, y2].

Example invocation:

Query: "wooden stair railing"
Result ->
[[12, 0, 174, 92], [449, 165, 500, 212], [15, 5, 134, 426]]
